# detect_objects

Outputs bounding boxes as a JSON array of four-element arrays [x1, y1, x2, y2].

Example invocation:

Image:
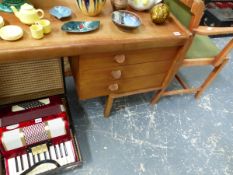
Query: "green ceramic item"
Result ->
[[0, 0, 26, 13]]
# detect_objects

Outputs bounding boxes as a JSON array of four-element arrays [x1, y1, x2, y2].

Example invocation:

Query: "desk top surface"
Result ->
[[0, 0, 190, 63]]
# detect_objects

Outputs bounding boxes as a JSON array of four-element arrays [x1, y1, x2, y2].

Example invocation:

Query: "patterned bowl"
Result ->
[[76, 0, 106, 16], [49, 6, 72, 19], [61, 21, 100, 33], [112, 10, 141, 29]]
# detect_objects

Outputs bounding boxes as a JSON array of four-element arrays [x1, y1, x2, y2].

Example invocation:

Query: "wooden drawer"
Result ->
[[79, 60, 172, 83], [79, 47, 179, 71], [78, 74, 165, 99]]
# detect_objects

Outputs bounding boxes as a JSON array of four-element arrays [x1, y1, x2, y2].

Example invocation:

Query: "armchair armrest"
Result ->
[[193, 26, 233, 36]]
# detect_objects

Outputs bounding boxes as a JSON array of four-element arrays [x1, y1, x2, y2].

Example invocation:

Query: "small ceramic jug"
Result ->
[[111, 0, 128, 11]]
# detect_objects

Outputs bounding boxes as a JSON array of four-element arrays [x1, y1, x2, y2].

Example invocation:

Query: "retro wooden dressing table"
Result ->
[[0, 0, 191, 117]]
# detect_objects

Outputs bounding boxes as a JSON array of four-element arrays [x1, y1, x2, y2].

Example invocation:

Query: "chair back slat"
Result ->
[[190, 0, 205, 29], [164, 0, 192, 29], [164, 0, 204, 30], [181, 0, 194, 8]]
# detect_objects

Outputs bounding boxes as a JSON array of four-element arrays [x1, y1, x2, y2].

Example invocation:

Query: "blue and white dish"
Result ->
[[49, 6, 72, 19], [112, 10, 141, 29], [61, 21, 100, 33]]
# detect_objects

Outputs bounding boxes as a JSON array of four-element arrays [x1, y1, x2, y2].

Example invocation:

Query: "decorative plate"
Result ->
[[112, 10, 141, 29], [61, 21, 100, 33], [0, 25, 23, 41], [49, 6, 72, 19]]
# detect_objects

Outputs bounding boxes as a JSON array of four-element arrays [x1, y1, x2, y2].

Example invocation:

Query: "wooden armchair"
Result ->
[[151, 0, 233, 104]]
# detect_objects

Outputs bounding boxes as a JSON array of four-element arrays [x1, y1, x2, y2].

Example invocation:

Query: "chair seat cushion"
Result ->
[[186, 34, 220, 59]]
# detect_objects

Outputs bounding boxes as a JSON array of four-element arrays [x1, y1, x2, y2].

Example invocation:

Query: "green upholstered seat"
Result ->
[[164, 0, 192, 29], [186, 35, 220, 59]]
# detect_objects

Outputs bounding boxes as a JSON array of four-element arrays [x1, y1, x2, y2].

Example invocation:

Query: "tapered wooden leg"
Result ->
[[150, 89, 165, 105], [104, 95, 114, 118], [195, 60, 228, 99]]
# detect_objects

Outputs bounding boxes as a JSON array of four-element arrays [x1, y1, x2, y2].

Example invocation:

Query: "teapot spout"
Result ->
[[10, 6, 19, 18]]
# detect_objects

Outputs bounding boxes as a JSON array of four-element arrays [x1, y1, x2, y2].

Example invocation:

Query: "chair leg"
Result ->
[[150, 89, 165, 105], [104, 95, 114, 118], [195, 60, 228, 99], [175, 74, 189, 89]]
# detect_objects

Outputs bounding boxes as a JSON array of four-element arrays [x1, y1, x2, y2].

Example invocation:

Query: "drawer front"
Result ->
[[79, 47, 179, 71], [79, 60, 172, 83], [78, 74, 165, 99]]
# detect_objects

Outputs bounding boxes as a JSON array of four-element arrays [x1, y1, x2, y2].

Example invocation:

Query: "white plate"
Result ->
[[0, 25, 23, 41]]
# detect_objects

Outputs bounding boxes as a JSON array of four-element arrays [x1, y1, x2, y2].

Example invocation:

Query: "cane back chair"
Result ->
[[151, 0, 233, 104]]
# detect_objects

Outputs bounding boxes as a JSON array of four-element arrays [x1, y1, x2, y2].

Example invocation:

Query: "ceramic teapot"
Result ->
[[128, 0, 161, 11], [11, 3, 44, 25]]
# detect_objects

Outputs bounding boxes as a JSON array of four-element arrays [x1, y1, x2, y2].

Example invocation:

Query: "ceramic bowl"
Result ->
[[49, 6, 72, 19], [61, 21, 100, 33], [76, 0, 106, 16], [0, 0, 26, 13], [0, 25, 23, 41], [112, 10, 141, 29], [128, 0, 155, 11]]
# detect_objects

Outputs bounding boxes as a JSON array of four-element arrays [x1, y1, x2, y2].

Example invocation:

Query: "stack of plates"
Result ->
[[0, 25, 23, 41]]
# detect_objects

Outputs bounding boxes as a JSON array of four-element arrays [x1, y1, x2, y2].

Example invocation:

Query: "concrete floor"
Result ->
[[65, 37, 233, 175]]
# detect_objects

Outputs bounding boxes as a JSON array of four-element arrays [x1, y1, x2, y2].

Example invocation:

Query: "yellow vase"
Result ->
[[76, 0, 106, 16]]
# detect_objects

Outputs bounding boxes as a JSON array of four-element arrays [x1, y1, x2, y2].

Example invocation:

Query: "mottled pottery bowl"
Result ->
[[76, 0, 106, 16], [49, 6, 72, 19], [61, 21, 100, 33], [112, 10, 141, 29]]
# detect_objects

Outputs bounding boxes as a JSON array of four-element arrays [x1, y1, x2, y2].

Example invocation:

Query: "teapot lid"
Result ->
[[20, 3, 34, 10]]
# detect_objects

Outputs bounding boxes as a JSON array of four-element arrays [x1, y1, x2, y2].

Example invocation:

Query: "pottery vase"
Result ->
[[76, 0, 106, 17], [111, 0, 128, 11]]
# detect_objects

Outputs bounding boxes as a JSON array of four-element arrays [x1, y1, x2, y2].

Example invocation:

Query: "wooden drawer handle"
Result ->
[[108, 83, 119, 91], [114, 54, 125, 64], [111, 70, 122, 79]]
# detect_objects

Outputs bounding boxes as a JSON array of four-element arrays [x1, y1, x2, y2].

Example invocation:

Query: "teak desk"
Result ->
[[0, 0, 191, 117]]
